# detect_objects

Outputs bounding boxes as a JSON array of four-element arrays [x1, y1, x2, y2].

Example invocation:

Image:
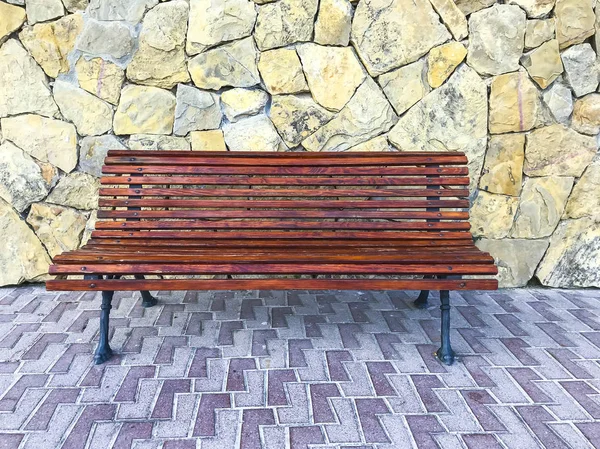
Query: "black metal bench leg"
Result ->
[[94, 290, 114, 365], [414, 290, 430, 309], [436, 290, 455, 365], [134, 275, 158, 308]]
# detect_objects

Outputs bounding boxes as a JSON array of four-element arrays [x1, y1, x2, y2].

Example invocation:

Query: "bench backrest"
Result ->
[[94, 151, 472, 248]]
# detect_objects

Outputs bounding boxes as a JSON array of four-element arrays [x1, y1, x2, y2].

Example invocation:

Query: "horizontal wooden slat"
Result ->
[[47, 278, 498, 292], [97, 210, 470, 220], [94, 220, 471, 231], [50, 263, 497, 276], [98, 199, 470, 209], [101, 165, 469, 176], [104, 155, 469, 166], [107, 150, 466, 158], [100, 176, 471, 186], [99, 187, 469, 198]]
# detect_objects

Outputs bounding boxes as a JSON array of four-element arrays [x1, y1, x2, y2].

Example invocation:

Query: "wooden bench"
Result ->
[[47, 151, 498, 365]]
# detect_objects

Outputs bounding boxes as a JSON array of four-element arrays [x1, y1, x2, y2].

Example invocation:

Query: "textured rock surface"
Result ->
[[297, 44, 365, 112], [476, 239, 550, 288], [173, 84, 221, 136], [554, 0, 595, 49], [188, 37, 260, 90], [128, 134, 190, 151], [389, 66, 487, 190], [1, 114, 77, 173], [347, 136, 391, 152], [302, 78, 397, 152], [536, 218, 600, 288], [46, 172, 99, 210], [254, 0, 318, 50], [258, 48, 308, 95], [26, 0, 64, 25], [351, 0, 450, 77], [87, 0, 157, 23], [0, 2, 26, 43], [186, 0, 256, 55], [0, 142, 49, 213], [524, 125, 596, 177], [511, 176, 574, 238], [572, 94, 600, 135], [467, 5, 526, 76], [470, 191, 519, 239], [561, 44, 599, 97], [19, 14, 83, 78], [221, 88, 269, 122], [429, 0, 468, 41], [542, 81, 573, 124], [508, 0, 555, 18], [53, 81, 113, 136], [489, 71, 546, 134], [62, 0, 88, 13], [525, 19, 555, 49], [0, 39, 58, 118], [0, 198, 51, 286], [455, 0, 495, 15], [75, 57, 125, 105], [479, 134, 525, 197], [427, 42, 467, 88], [224, 115, 286, 152], [378, 59, 429, 116], [565, 160, 600, 220], [314, 0, 352, 46], [270, 94, 334, 147], [113, 85, 176, 135], [78, 135, 126, 177], [26, 202, 87, 258], [76, 20, 134, 60], [127, 0, 190, 89], [191, 130, 227, 151], [520, 39, 563, 89]]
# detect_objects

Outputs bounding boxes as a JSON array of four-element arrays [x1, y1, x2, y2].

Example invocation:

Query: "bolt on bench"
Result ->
[[47, 151, 498, 365]]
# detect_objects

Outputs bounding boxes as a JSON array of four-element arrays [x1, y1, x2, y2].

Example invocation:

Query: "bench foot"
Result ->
[[134, 275, 158, 307], [413, 290, 429, 309], [436, 290, 455, 365], [94, 290, 114, 365]]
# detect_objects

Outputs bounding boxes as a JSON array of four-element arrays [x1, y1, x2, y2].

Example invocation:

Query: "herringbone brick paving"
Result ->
[[1, 286, 599, 449]]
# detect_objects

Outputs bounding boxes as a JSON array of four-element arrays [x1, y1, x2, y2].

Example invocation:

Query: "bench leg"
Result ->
[[435, 290, 455, 365], [134, 275, 158, 308], [413, 290, 430, 309], [94, 290, 114, 365]]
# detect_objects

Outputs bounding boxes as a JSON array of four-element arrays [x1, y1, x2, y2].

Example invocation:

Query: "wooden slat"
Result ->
[[97, 210, 470, 220], [104, 155, 469, 166], [101, 165, 469, 176], [99, 187, 469, 198], [94, 220, 471, 231], [47, 278, 498, 292], [100, 176, 471, 186], [107, 150, 466, 158], [50, 263, 498, 276], [98, 199, 470, 209]]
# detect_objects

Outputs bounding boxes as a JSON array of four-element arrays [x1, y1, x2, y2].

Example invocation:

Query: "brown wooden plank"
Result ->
[[97, 210, 470, 220], [99, 187, 470, 198], [106, 150, 466, 158], [101, 165, 469, 176], [46, 278, 498, 292], [104, 155, 469, 166], [98, 199, 470, 209], [100, 176, 471, 186], [94, 220, 471, 231]]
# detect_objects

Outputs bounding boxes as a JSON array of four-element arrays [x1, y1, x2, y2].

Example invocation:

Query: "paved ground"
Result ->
[[1, 286, 600, 449]]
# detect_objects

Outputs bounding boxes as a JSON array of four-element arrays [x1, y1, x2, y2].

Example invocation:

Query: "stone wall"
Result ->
[[0, 0, 599, 288]]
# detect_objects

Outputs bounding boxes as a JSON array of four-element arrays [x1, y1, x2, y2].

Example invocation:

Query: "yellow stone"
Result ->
[[75, 57, 125, 105], [427, 42, 467, 88], [19, 14, 83, 78], [565, 161, 600, 220], [113, 85, 176, 135], [191, 130, 227, 151], [347, 136, 390, 152], [555, 0, 595, 49], [469, 190, 519, 239], [258, 48, 308, 95], [0, 2, 26, 42], [520, 39, 563, 89], [479, 134, 525, 196]]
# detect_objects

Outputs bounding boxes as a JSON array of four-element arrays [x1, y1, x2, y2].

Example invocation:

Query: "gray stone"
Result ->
[[542, 81, 573, 124], [454, 0, 495, 15], [536, 217, 600, 288], [378, 59, 430, 116], [0, 39, 59, 118], [223, 115, 287, 152], [76, 20, 134, 60], [561, 44, 600, 97], [254, 0, 318, 51], [61, 0, 88, 12], [221, 88, 269, 122], [79, 135, 126, 177], [0, 141, 49, 213], [87, 0, 158, 23], [0, 197, 51, 286], [47, 172, 100, 211], [389, 65, 487, 191], [565, 160, 600, 220], [524, 19, 555, 49], [174, 84, 222, 136], [26, 0, 64, 25], [476, 239, 550, 288], [128, 134, 190, 151], [467, 4, 526, 76], [302, 77, 397, 152], [507, 0, 555, 18]]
